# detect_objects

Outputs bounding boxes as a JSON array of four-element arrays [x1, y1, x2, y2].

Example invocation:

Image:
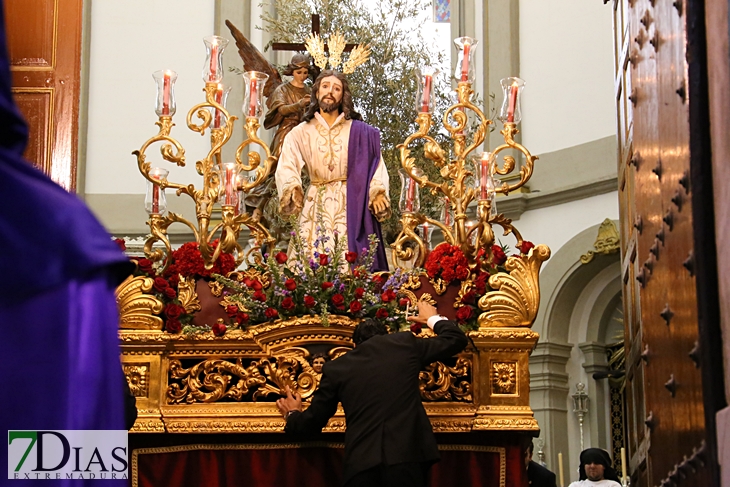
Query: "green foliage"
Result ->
[[260, 0, 454, 242]]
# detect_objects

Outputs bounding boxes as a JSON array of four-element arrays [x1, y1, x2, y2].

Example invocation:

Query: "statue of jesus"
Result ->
[[275, 70, 391, 271]]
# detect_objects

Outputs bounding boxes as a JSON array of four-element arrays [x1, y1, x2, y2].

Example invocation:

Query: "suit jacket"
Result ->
[[528, 460, 558, 487], [286, 320, 468, 483]]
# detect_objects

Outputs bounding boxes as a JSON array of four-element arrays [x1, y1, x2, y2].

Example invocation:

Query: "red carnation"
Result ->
[[284, 278, 297, 291], [349, 301, 362, 313], [137, 258, 154, 275], [114, 238, 126, 251], [319, 254, 329, 266], [331, 293, 345, 308], [354, 287, 365, 299], [321, 281, 334, 290], [226, 305, 239, 317], [236, 312, 249, 324], [304, 295, 316, 308], [410, 322, 422, 334], [166, 318, 182, 333], [164, 287, 177, 299], [281, 297, 295, 310], [399, 298, 410, 307], [474, 271, 489, 295], [275, 252, 288, 264], [164, 303, 185, 320], [345, 252, 358, 264], [251, 280, 263, 291], [491, 245, 507, 266], [455, 265, 470, 280], [253, 290, 267, 302], [455, 306, 473, 323], [381, 289, 396, 303], [265, 308, 279, 320], [461, 290, 477, 305], [153, 277, 169, 292], [376, 308, 389, 319], [353, 269, 363, 278], [518, 241, 535, 255], [212, 321, 227, 337]]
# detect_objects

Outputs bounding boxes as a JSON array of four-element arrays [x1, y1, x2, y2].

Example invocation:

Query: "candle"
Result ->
[[248, 78, 257, 117], [420, 74, 432, 112], [405, 177, 416, 212], [507, 83, 518, 122], [151, 176, 160, 214], [558, 452, 564, 487], [214, 84, 223, 128], [422, 222, 430, 246], [209, 41, 218, 81], [461, 42, 471, 82], [225, 166, 234, 206], [162, 71, 171, 116], [621, 447, 627, 482], [480, 153, 490, 200]]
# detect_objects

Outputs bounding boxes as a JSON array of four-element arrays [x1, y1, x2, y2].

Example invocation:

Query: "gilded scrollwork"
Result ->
[[419, 357, 472, 401], [177, 275, 202, 315], [491, 362, 517, 395], [115, 275, 164, 330], [477, 244, 551, 327], [124, 364, 150, 397]]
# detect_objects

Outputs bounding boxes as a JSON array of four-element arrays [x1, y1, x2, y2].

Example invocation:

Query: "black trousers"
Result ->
[[344, 462, 430, 487]]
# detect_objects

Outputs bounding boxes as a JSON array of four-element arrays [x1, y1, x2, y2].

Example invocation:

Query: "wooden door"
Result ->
[[614, 0, 717, 484], [5, 0, 83, 191]]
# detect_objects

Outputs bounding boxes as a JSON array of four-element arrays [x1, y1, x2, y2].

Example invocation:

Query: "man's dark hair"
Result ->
[[578, 448, 621, 482], [527, 441, 535, 455], [352, 319, 388, 346], [303, 69, 362, 122]]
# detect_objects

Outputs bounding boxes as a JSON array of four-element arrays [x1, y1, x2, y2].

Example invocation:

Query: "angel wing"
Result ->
[[225, 19, 282, 98]]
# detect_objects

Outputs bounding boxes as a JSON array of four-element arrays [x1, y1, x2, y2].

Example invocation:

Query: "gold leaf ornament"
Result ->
[[305, 33, 328, 70]]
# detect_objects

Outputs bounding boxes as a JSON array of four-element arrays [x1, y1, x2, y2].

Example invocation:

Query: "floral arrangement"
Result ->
[[126, 239, 236, 334], [217, 214, 419, 335], [424, 240, 535, 330]]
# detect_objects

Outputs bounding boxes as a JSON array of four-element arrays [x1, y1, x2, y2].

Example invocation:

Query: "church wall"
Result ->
[[518, 0, 615, 155], [84, 0, 216, 197]]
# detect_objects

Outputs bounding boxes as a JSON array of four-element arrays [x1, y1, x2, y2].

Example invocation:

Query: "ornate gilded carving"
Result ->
[[116, 275, 164, 330], [419, 357, 472, 401], [124, 364, 150, 397], [580, 218, 621, 264], [477, 244, 551, 327], [178, 275, 202, 314], [491, 362, 517, 395]]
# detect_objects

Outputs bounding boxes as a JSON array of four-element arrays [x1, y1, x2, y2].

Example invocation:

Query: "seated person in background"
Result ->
[[526, 441, 557, 487], [568, 448, 622, 487]]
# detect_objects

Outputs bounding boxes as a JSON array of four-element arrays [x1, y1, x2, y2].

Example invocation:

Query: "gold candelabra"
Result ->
[[133, 37, 275, 272]]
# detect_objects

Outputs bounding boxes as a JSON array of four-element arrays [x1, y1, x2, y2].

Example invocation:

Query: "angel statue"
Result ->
[[225, 20, 316, 234]]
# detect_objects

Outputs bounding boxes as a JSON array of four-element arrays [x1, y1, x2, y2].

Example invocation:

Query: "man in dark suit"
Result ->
[[526, 441, 558, 487], [276, 301, 468, 487]]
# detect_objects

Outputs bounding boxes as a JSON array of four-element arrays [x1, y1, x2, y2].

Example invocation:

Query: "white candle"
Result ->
[[621, 447, 627, 482], [558, 452, 564, 487]]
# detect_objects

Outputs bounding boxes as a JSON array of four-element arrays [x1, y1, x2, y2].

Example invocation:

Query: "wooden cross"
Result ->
[[271, 14, 357, 54]]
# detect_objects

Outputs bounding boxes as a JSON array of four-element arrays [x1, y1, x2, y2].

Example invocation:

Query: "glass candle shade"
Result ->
[[211, 84, 232, 129], [218, 162, 242, 208], [454, 37, 478, 84], [236, 174, 246, 215], [418, 222, 435, 250], [416, 66, 439, 114], [145, 167, 169, 215], [498, 77, 526, 124], [153, 70, 178, 117], [399, 168, 422, 214], [202, 35, 229, 83], [243, 71, 270, 119]]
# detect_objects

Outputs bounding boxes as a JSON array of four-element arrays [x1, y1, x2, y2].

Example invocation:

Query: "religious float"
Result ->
[[118, 28, 549, 487]]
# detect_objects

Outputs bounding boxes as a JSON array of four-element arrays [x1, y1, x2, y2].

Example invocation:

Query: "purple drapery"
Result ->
[[346, 120, 389, 271], [1, 2, 132, 484]]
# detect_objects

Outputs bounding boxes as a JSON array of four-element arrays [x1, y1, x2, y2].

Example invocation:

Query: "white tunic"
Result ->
[[275, 112, 390, 255], [568, 480, 622, 487]]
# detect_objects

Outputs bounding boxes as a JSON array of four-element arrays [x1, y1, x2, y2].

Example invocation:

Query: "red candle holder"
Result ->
[[498, 77, 525, 124], [243, 71, 270, 119], [416, 66, 439, 114], [218, 162, 242, 208], [454, 37, 478, 84], [202, 35, 229, 84], [145, 167, 169, 215], [399, 168, 422, 214], [211, 84, 232, 129], [153, 70, 178, 117]]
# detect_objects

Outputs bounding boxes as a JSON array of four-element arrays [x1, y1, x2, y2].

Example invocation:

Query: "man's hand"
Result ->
[[370, 193, 390, 221], [407, 301, 438, 326], [276, 386, 302, 419], [298, 95, 311, 108], [280, 186, 304, 217]]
